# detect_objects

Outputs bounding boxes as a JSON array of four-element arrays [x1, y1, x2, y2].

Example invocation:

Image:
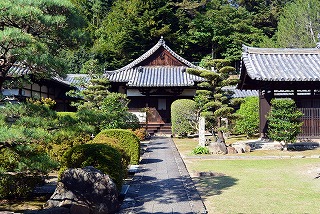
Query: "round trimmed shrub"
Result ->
[[61, 143, 125, 190], [95, 129, 140, 165], [91, 136, 130, 177], [171, 99, 198, 137], [234, 96, 259, 137]]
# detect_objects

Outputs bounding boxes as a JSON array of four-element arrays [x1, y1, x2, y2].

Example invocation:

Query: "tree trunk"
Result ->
[[0, 76, 5, 96], [217, 117, 225, 143]]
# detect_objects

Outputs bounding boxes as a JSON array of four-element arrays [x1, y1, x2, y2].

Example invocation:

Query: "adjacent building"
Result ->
[[238, 45, 320, 138]]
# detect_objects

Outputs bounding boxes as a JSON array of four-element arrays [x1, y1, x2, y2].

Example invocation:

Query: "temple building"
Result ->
[[61, 38, 205, 134], [103, 37, 204, 134]]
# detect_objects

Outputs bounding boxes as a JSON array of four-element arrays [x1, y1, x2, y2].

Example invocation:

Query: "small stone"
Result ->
[[227, 146, 237, 154], [291, 155, 305, 159]]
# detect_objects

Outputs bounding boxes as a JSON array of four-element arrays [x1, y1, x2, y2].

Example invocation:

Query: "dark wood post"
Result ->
[[259, 89, 273, 139]]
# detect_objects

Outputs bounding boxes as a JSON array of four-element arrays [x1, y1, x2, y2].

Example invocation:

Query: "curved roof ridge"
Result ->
[[242, 45, 320, 55], [105, 37, 200, 74]]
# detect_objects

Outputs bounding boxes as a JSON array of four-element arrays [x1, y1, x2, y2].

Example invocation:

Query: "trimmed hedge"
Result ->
[[61, 143, 125, 190], [49, 130, 92, 162], [95, 129, 140, 165], [91, 136, 130, 177], [0, 173, 44, 199]]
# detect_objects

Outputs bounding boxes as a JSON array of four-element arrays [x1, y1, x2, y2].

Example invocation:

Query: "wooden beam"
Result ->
[[259, 89, 273, 138]]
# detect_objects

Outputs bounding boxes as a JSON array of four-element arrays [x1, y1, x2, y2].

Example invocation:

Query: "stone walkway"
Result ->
[[118, 136, 207, 214]]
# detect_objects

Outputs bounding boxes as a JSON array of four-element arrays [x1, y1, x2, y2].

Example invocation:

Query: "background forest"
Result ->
[[1, 0, 319, 81], [65, 0, 320, 74]]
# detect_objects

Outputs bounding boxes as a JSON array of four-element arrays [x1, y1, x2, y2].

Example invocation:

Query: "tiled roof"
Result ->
[[106, 37, 199, 73], [223, 86, 258, 98], [107, 66, 203, 87], [63, 74, 91, 85], [105, 37, 205, 87], [242, 45, 320, 81], [8, 65, 30, 76], [8, 65, 71, 87]]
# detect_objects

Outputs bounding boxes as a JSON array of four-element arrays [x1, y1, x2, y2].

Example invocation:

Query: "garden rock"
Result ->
[[227, 146, 237, 154], [232, 142, 251, 153], [45, 166, 120, 214], [208, 142, 227, 154]]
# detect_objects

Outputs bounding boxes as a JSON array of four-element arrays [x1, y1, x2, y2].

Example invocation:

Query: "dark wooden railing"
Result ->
[[298, 108, 320, 138]]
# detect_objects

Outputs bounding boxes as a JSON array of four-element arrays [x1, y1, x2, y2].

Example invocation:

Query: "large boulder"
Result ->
[[45, 166, 120, 214]]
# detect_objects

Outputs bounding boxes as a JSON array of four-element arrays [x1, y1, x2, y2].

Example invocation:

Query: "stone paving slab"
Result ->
[[118, 136, 207, 214]]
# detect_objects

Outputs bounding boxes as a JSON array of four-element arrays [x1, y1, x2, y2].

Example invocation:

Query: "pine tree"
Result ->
[[187, 58, 238, 146], [0, 0, 85, 90]]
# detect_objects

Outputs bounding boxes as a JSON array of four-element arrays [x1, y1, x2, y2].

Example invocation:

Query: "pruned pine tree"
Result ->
[[0, 0, 85, 91], [187, 59, 238, 146], [69, 77, 110, 110]]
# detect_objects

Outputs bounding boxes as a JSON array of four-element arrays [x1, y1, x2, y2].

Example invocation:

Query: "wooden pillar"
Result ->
[[259, 89, 273, 138]]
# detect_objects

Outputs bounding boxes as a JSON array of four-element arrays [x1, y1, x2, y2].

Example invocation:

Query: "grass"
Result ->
[[173, 137, 320, 214], [175, 136, 320, 158]]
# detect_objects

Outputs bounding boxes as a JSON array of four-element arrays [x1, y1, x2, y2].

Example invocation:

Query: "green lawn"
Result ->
[[173, 137, 320, 214]]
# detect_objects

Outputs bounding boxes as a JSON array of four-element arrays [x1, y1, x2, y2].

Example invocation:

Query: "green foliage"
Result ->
[[48, 129, 92, 163], [0, 145, 58, 174], [235, 0, 294, 37], [186, 2, 266, 61], [192, 146, 210, 155], [70, 77, 110, 110], [234, 96, 259, 137], [68, 77, 139, 131], [93, 0, 181, 69], [71, 0, 113, 30], [0, 173, 44, 199], [276, 0, 320, 48], [267, 99, 303, 144], [0, 0, 85, 88], [100, 93, 140, 130], [91, 135, 130, 179], [57, 112, 77, 119], [61, 143, 125, 190], [27, 97, 56, 109], [171, 99, 198, 137], [95, 129, 140, 165], [0, 101, 59, 199], [0, 102, 57, 146]]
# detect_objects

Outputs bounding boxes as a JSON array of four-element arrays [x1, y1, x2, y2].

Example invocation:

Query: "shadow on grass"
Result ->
[[192, 174, 238, 196]]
